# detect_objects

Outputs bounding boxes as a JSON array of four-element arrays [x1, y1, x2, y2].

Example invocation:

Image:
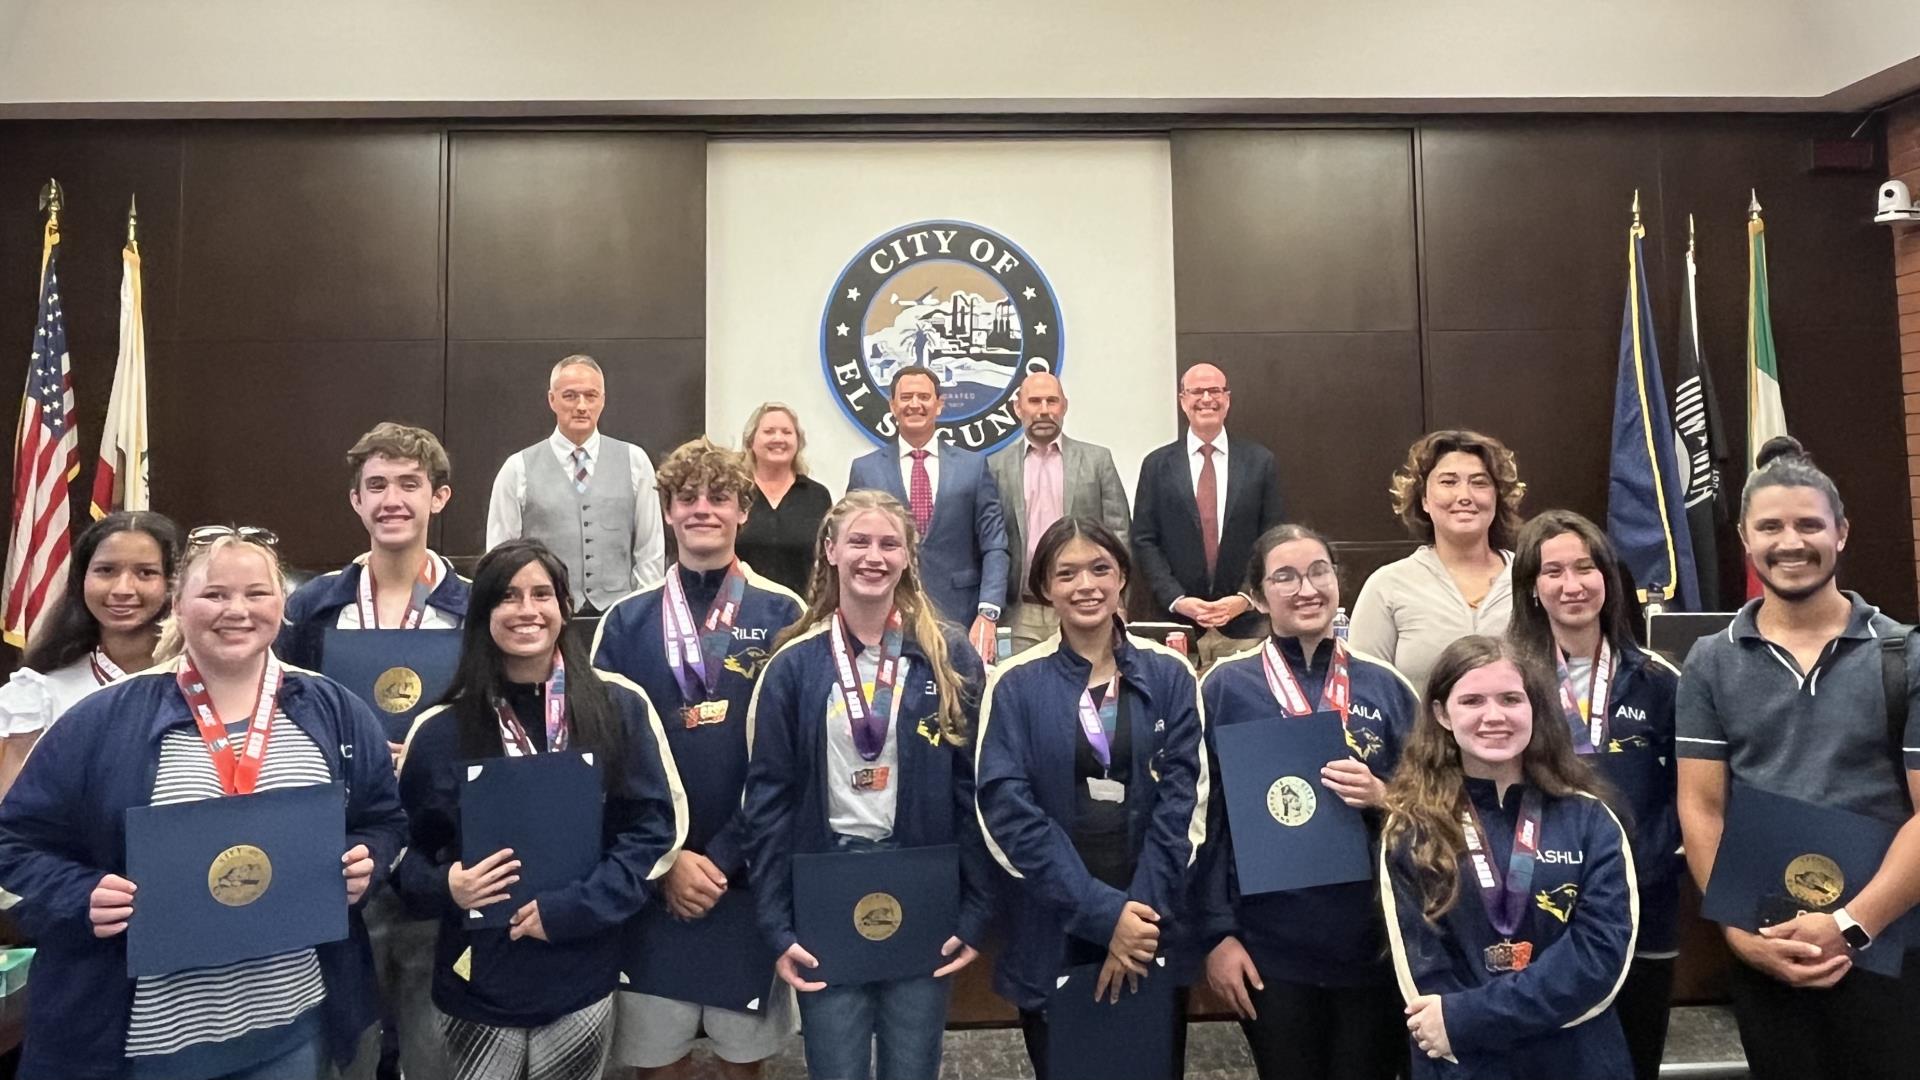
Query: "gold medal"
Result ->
[[1265, 776, 1316, 827], [373, 666, 423, 715], [680, 700, 729, 729], [854, 892, 902, 941], [207, 844, 273, 907], [1784, 853, 1844, 908]]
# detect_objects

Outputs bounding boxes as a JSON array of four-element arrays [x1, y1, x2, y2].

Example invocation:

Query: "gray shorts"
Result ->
[[610, 980, 795, 1068]]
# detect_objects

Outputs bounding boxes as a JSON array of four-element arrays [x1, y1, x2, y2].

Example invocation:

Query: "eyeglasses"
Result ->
[[1179, 386, 1230, 400], [1263, 562, 1337, 596], [187, 525, 279, 548]]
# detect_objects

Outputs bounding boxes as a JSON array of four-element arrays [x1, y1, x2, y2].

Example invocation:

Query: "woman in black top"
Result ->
[[734, 402, 833, 596]]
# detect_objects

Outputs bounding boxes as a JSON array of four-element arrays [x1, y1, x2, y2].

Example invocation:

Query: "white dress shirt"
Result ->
[[1185, 428, 1230, 527], [485, 428, 667, 589], [331, 550, 464, 630], [896, 438, 943, 506]]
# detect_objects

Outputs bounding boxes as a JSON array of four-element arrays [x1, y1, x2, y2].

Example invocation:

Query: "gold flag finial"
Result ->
[[1748, 189, 1763, 219], [38, 178, 63, 222], [1688, 213, 1696, 255], [1631, 189, 1641, 226], [127, 195, 139, 248]]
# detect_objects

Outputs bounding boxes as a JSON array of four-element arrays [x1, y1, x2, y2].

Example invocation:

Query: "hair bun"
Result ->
[[1755, 435, 1807, 469]]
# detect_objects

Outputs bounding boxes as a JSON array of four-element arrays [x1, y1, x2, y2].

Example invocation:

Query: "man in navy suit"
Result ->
[[1131, 362, 1285, 664], [847, 364, 1009, 660]]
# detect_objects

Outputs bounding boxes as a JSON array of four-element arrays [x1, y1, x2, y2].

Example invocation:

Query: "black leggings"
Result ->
[[1232, 978, 1404, 1080], [1727, 950, 1920, 1080], [1611, 956, 1674, 1080]]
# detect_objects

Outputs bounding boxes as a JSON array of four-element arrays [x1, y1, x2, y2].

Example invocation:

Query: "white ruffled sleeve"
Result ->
[[0, 668, 57, 737]]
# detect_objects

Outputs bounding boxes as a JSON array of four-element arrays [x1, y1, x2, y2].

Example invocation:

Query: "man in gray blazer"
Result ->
[[846, 364, 1009, 661], [987, 372, 1132, 653]]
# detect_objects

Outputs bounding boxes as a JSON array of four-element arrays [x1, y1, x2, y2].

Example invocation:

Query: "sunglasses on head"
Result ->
[[186, 525, 279, 548]]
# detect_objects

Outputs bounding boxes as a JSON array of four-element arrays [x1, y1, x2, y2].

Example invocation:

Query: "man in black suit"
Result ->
[[1131, 362, 1285, 664]]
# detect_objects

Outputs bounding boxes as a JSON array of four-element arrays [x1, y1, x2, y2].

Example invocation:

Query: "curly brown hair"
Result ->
[[1388, 430, 1527, 550], [1380, 635, 1602, 922], [654, 437, 755, 506], [346, 422, 452, 491]]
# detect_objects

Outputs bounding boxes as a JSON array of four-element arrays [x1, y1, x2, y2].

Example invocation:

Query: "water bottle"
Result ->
[[1333, 606, 1351, 641]]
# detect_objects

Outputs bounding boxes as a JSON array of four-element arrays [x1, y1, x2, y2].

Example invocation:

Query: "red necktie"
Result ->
[[1197, 443, 1219, 578], [909, 449, 934, 535]]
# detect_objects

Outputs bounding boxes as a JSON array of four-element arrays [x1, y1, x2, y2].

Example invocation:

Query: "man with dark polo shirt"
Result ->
[[1675, 437, 1920, 1080]]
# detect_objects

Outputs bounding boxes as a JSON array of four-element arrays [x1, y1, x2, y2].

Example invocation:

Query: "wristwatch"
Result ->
[[977, 604, 1002, 622], [1834, 907, 1873, 951]]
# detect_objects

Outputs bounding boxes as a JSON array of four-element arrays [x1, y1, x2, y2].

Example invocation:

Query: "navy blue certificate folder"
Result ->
[[320, 628, 462, 743], [124, 783, 348, 978], [1214, 713, 1370, 895], [624, 887, 778, 1011], [792, 844, 958, 986], [459, 750, 604, 931], [1044, 957, 1179, 1080], [1701, 783, 1906, 977]]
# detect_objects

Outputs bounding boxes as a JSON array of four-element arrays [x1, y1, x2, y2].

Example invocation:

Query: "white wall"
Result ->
[[706, 138, 1177, 500], [3, 0, 1916, 114]]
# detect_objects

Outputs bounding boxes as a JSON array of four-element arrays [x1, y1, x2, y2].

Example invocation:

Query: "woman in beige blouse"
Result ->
[[1348, 430, 1526, 692]]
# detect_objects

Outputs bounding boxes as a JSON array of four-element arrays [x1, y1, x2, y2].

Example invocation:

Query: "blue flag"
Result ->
[[1607, 205, 1699, 612]]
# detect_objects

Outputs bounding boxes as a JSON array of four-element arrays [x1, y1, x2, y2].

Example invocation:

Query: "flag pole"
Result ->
[[127, 194, 139, 251]]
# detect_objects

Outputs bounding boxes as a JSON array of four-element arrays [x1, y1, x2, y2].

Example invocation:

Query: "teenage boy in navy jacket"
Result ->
[[592, 438, 804, 1077]]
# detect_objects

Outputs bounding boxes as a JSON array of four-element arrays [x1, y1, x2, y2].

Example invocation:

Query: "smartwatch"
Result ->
[[1834, 907, 1873, 951]]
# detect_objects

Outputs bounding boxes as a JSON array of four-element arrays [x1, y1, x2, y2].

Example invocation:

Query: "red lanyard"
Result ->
[[356, 555, 437, 630], [495, 652, 569, 757], [89, 648, 126, 686], [176, 653, 284, 796], [1260, 638, 1352, 725]]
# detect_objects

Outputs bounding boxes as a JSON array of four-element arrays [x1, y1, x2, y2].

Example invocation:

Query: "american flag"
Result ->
[[3, 210, 80, 648]]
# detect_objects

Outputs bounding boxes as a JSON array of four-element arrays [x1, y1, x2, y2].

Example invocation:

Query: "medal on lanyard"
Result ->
[[356, 557, 436, 630], [663, 562, 747, 729], [830, 609, 905, 771], [1554, 641, 1612, 754], [89, 647, 127, 686], [495, 652, 569, 757], [1461, 786, 1544, 973], [1262, 638, 1353, 723], [177, 653, 284, 796]]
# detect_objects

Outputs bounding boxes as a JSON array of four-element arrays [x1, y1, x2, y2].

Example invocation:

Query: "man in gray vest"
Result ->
[[485, 354, 666, 614]]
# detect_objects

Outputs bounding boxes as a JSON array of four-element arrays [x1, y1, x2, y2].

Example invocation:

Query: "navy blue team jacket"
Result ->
[[276, 555, 471, 670], [974, 628, 1207, 1011], [1191, 638, 1417, 988], [591, 565, 802, 880], [0, 666, 408, 1079], [1382, 781, 1637, 1080], [394, 676, 687, 1028], [1573, 644, 1681, 957], [739, 620, 995, 956]]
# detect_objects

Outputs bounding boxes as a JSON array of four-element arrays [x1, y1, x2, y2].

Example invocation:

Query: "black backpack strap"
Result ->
[[1884, 625, 1914, 808]]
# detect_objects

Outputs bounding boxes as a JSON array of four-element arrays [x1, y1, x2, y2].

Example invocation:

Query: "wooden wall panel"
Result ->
[[177, 127, 445, 342], [448, 132, 705, 341], [1173, 130, 1418, 333]]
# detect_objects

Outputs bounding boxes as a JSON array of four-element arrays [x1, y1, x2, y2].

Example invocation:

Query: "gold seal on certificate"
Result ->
[[207, 844, 274, 907], [1784, 853, 1844, 908], [373, 666, 423, 714], [1265, 776, 1316, 827], [853, 892, 902, 941]]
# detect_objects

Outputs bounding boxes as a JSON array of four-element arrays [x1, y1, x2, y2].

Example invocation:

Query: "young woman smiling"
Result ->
[[1380, 636, 1636, 1080], [973, 516, 1205, 1080], [1191, 524, 1417, 1080]]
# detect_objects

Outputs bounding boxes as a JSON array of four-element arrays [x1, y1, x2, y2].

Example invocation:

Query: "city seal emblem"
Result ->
[[821, 220, 1064, 454], [208, 844, 273, 907], [1266, 776, 1317, 827], [373, 666, 423, 715], [853, 891, 902, 942]]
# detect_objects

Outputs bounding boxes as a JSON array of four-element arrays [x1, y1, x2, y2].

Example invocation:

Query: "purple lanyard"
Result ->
[[663, 561, 747, 702], [1553, 641, 1612, 753], [1076, 676, 1120, 771], [831, 610, 905, 761], [495, 652, 568, 757], [1460, 786, 1543, 938]]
